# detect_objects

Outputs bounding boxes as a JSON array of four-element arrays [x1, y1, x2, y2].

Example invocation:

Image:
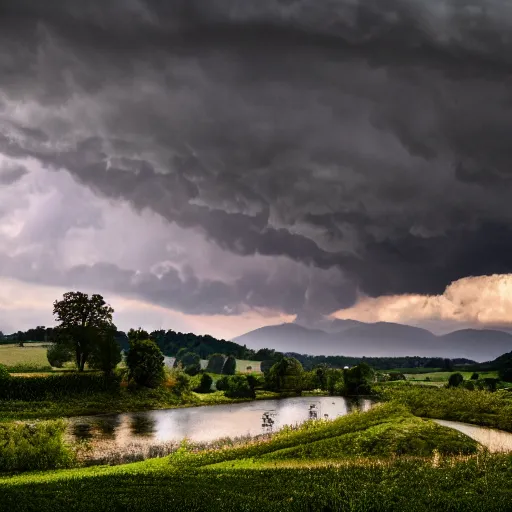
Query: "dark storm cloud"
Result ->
[[1, 0, 512, 318]]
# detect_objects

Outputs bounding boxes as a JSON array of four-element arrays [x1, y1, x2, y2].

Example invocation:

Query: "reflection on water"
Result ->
[[434, 420, 512, 453], [130, 415, 157, 436], [68, 396, 373, 448]]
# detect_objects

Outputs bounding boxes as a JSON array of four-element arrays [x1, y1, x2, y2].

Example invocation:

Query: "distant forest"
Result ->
[[0, 326, 478, 370]]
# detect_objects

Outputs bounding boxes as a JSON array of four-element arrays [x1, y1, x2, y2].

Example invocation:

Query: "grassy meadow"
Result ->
[[1, 403, 512, 511], [0, 344, 52, 372]]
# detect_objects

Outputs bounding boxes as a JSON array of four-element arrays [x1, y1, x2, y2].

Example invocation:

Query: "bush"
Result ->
[[178, 352, 201, 376], [224, 375, 255, 399], [389, 372, 406, 381], [222, 355, 237, 375], [0, 373, 120, 401], [0, 363, 11, 382], [471, 372, 479, 380], [126, 339, 165, 388], [463, 380, 475, 391], [499, 368, 512, 383], [47, 343, 73, 368], [326, 368, 344, 394], [165, 367, 191, 395], [206, 354, 225, 374], [194, 373, 213, 393], [448, 373, 464, 388], [0, 420, 75, 472], [216, 376, 229, 391]]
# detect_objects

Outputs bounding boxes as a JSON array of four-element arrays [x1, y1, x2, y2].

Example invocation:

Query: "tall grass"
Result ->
[[0, 420, 75, 472], [377, 384, 512, 431]]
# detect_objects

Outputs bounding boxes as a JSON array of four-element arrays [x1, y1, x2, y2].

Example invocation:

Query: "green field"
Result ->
[[235, 359, 261, 373], [2, 403, 512, 511], [405, 371, 499, 382], [0, 344, 51, 371]]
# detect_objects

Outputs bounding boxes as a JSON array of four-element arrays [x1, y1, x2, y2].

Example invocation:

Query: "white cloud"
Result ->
[[332, 274, 512, 333]]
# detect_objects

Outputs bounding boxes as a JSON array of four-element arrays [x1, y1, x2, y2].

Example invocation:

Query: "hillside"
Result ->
[[234, 322, 512, 362]]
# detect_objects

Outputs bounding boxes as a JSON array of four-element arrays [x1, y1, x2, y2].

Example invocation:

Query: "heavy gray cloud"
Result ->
[[1, 0, 512, 325]]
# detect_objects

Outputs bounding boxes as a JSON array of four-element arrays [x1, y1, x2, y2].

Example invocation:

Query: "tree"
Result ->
[[470, 372, 479, 380], [53, 292, 114, 371], [443, 359, 454, 372], [194, 373, 213, 393], [126, 338, 165, 388], [46, 343, 73, 368], [499, 367, 512, 383], [343, 363, 375, 395], [260, 360, 275, 374], [216, 376, 229, 391], [448, 373, 464, 388], [222, 355, 237, 375], [206, 353, 226, 374], [178, 352, 201, 376], [224, 375, 256, 399], [266, 357, 304, 393], [88, 327, 122, 376], [128, 328, 150, 343]]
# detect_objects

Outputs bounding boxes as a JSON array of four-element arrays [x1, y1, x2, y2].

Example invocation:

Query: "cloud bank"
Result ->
[[1, 1, 512, 334]]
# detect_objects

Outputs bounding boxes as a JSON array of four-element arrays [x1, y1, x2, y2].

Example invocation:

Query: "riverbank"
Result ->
[[0, 388, 329, 421]]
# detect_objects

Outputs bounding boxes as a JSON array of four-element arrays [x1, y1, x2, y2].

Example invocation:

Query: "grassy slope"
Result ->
[[377, 384, 512, 431], [2, 404, 511, 512]]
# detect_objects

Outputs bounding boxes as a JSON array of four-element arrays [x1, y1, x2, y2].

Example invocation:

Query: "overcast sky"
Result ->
[[1, 0, 512, 339]]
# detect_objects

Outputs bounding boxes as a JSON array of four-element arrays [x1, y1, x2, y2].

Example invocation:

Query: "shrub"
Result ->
[[206, 354, 225, 374], [0, 420, 75, 472], [126, 339, 165, 388], [389, 372, 406, 381], [0, 374, 120, 401], [448, 373, 464, 388], [471, 372, 479, 380], [222, 355, 237, 375], [165, 367, 191, 395], [326, 368, 344, 394], [216, 376, 229, 391], [0, 363, 11, 382], [463, 380, 475, 391], [178, 352, 201, 376], [224, 375, 255, 399], [499, 367, 512, 383], [194, 373, 213, 393], [47, 343, 73, 368]]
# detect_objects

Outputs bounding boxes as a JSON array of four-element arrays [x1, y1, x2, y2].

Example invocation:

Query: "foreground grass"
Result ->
[[377, 384, 512, 431], [0, 404, 509, 511], [1, 455, 512, 512]]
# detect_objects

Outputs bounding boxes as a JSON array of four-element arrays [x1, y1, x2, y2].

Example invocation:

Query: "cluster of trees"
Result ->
[[262, 357, 375, 396], [447, 372, 502, 391]]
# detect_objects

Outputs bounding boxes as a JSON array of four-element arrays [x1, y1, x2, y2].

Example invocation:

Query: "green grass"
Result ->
[[406, 371, 499, 382], [0, 344, 52, 372], [0, 404, 509, 511], [377, 384, 512, 431], [235, 359, 261, 373]]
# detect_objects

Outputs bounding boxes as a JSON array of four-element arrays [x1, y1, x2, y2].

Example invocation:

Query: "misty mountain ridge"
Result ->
[[233, 320, 512, 362]]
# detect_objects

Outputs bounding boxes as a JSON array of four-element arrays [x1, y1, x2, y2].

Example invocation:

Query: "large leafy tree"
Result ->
[[126, 338, 165, 388], [88, 326, 122, 376], [266, 357, 304, 393], [53, 292, 115, 372]]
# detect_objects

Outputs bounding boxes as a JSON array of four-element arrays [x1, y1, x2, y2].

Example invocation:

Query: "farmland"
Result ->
[[0, 344, 52, 372]]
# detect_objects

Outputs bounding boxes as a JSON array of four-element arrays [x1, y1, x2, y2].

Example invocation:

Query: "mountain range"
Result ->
[[233, 320, 512, 362]]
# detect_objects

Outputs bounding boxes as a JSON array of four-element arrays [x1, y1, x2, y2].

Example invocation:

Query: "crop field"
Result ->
[[0, 344, 52, 371]]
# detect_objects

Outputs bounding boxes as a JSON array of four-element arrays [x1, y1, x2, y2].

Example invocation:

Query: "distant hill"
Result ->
[[233, 322, 512, 362]]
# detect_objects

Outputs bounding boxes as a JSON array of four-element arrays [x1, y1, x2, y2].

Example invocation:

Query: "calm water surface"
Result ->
[[434, 419, 512, 453], [68, 396, 372, 446]]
